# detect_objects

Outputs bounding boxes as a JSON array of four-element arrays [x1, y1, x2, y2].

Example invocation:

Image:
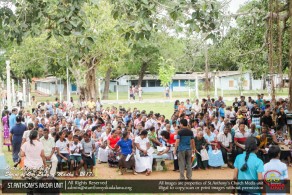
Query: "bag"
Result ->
[[200, 149, 209, 161]]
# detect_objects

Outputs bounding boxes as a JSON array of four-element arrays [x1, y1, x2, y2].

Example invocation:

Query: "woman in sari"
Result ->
[[107, 130, 120, 167], [2, 110, 11, 151], [204, 126, 224, 168], [134, 130, 153, 176]]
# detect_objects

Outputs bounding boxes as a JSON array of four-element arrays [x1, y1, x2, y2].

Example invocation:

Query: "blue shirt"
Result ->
[[74, 118, 81, 129], [10, 123, 27, 144], [177, 128, 194, 151], [9, 113, 16, 130], [234, 152, 264, 180], [219, 107, 225, 117], [204, 133, 215, 143], [117, 138, 132, 155]]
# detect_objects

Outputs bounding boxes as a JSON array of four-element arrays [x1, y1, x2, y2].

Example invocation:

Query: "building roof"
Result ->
[[119, 71, 245, 80], [34, 76, 60, 83]]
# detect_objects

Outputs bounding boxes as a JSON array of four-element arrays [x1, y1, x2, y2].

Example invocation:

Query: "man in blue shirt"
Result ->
[[9, 108, 17, 130], [174, 119, 195, 180], [10, 116, 27, 163]]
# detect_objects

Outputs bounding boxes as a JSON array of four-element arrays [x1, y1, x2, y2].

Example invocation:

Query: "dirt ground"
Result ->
[[92, 160, 292, 180]]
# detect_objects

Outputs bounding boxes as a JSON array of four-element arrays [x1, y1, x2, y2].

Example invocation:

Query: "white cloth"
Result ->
[[40, 136, 55, 156], [217, 132, 232, 148], [98, 132, 109, 162], [21, 140, 44, 169], [69, 142, 83, 156], [56, 139, 69, 154], [134, 136, 153, 172]]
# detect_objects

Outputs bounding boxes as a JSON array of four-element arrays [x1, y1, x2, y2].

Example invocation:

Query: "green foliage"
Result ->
[[158, 57, 175, 87]]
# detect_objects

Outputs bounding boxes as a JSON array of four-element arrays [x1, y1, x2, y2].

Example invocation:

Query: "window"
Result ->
[[180, 80, 187, 87], [229, 80, 234, 87], [156, 80, 161, 86], [148, 80, 161, 87], [172, 80, 179, 87], [131, 80, 138, 86], [243, 80, 248, 87], [148, 80, 156, 87], [141, 81, 146, 87]]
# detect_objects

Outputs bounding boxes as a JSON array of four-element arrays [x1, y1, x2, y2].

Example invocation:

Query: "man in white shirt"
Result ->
[[40, 128, 57, 177], [218, 125, 233, 168], [192, 99, 201, 114], [145, 113, 158, 130], [96, 97, 102, 112], [263, 145, 288, 195]]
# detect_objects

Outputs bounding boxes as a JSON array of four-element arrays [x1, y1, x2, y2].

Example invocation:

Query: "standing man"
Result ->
[[10, 116, 27, 164], [96, 97, 102, 112], [174, 119, 195, 180], [9, 108, 17, 129]]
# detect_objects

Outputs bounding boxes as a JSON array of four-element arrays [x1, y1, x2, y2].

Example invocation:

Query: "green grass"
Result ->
[[32, 88, 289, 103]]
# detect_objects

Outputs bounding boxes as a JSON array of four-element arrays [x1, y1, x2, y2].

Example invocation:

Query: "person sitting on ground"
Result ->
[[69, 135, 84, 176], [115, 131, 136, 175], [107, 130, 120, 167], [134, 130, 153, 176]]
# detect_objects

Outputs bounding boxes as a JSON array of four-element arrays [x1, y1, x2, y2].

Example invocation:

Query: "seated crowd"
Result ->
[[3, 94, 291, 178]]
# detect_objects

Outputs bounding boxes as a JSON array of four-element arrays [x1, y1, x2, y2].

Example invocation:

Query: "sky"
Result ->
[[229, 0, 249, 13]]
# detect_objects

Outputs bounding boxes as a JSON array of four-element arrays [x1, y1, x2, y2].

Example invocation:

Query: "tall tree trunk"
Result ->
[[79, 87, 86, 100], [288, 0, 292, 111], [84, 60, 97, 101], [102, 67, 112, 100], [277, 0, 284, 88], [268, 0, 275, 97], [63, 79, 67, 101], [204, 46, 210, 94], [138, 62, 147, 87]]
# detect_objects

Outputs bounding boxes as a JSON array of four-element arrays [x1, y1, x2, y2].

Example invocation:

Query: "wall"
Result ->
[[36, 82, 77, 95]]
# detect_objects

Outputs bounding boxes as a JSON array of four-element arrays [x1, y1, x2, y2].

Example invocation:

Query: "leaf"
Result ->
[[86, 36, 94, 43], [169, 11, 178, 21], [57, 18, 65, 24]]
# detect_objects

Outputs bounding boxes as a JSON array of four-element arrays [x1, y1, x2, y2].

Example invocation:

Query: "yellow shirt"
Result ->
[[256, 135, 268, 149], [87, 101, 95, 109]]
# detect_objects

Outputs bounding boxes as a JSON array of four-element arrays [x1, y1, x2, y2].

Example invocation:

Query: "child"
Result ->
[[69, 135, 84, 176]]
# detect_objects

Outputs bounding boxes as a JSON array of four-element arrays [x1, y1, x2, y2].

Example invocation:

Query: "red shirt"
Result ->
[[169, 133, 176, 145], [108, 136, 120, 148]]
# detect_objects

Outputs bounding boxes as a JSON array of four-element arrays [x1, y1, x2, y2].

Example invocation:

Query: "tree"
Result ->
[[158, 57, 175, 87]]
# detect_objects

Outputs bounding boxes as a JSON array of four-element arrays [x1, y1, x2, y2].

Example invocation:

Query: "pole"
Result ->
[[128, 77, 130, 101], [220, 77, 223, 97], [196, 75, 199, 99], [6, 61, 11, 110], [12, 79, 15, 106], [22, 79, 26, 107], [59, 79, 62, 101], [188, 79, 191, 99], [116, 81, 119, 101], [215, 76, 218, 98], [67, 67, 70, 103]]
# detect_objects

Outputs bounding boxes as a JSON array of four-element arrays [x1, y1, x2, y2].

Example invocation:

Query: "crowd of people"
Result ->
[[1, 93, 291, 181]]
